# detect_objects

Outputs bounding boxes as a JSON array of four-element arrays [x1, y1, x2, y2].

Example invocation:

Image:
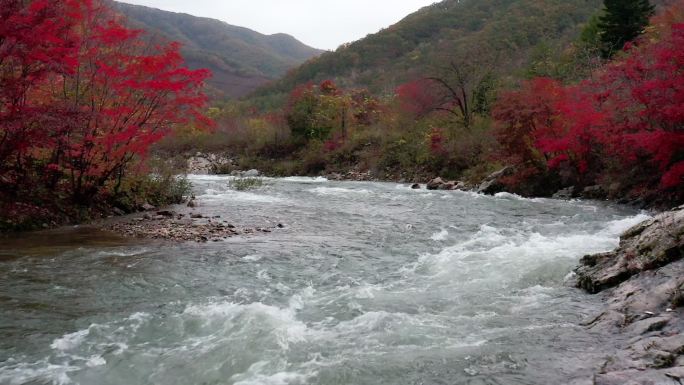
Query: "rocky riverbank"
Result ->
[[574, 205, 683, 384]]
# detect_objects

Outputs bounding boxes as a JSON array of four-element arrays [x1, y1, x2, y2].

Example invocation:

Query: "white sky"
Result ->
[[120, 0, 438, 50]]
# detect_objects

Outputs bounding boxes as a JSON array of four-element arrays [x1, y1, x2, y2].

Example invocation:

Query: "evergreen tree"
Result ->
[[598, 0, 655, 57]]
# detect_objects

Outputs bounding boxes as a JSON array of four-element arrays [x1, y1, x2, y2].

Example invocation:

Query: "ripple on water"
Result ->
[[0, 177, 651, 385]]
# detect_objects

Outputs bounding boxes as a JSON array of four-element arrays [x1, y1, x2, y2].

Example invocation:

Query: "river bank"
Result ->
[[186, 152, 676, 210], [573, 205, 684, 384]]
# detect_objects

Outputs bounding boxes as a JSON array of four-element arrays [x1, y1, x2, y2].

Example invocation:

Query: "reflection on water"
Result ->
[[0, 227, 135, 261]]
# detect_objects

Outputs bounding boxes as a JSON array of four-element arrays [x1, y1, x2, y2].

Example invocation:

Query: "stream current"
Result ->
[[0, 176, 650, 385]]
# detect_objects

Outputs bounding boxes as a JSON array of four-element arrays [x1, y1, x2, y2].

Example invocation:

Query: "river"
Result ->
[[0, 176, 651, 385]]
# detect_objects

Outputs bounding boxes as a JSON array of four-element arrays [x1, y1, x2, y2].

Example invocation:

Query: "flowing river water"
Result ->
[[0, 176, 651, 385]]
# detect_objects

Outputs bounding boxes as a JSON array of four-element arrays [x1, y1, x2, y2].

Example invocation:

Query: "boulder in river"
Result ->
[[243, 169, 260, 177], [477, 167, 513, 195], [552, 186, 577, 200], [427, 177, 446, 190], [411, 183, 421, 190], [582, 185, 607, 200]]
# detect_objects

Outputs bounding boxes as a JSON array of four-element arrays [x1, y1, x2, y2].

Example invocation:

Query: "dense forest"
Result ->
[[160, 0, 683, 207], [1, 0, 683, 231]]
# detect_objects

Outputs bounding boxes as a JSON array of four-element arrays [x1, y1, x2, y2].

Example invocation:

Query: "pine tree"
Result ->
[[598, 0, 655, 57]]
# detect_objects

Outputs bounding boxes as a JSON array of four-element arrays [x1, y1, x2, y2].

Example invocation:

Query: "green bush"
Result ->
[[228, 177, 264, 191]]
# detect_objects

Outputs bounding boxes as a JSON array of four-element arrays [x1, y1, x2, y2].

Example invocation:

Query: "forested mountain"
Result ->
[[252, 0, 605, 98], [115, 2, 323, 97]]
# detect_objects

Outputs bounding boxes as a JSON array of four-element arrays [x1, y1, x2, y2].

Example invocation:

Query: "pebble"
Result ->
[[103, 212, 267, 243]]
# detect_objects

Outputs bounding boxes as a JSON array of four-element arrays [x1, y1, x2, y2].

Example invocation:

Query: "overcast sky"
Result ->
[[120, 0, 437, 50]]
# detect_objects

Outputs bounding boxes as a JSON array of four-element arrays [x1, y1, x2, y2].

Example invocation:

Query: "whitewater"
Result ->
[[0, 176, 650, 385]]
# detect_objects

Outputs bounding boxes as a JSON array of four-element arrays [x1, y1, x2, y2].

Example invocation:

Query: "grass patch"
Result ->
[[228, 177, 264, 191]]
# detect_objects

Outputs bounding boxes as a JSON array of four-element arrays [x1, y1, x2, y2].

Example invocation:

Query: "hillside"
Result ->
[[115, 2, 323, 98], [252, 0, 605, 98]]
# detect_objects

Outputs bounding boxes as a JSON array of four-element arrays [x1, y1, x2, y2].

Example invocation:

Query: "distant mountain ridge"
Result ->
[[115, 2, 323, 98], [253, 0, 676, 101], [252, 0, 606, 99]]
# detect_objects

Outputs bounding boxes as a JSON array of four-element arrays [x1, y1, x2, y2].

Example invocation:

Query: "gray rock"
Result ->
[[426, 177, 446, 190], [582, 185, 607, 200], [187, 199, 197, 208], [141, 203, 156, 211], [156, 210, 175, 218], [552, 186, 576, 200], [411, 183, 421, 190], [477, 167, 513, 195], [112, 207, 126, 216], [576, 205, 684, 294], [243, 169, 260, 177], [575, 205, 684, 382], [627, 316, 670, 335]]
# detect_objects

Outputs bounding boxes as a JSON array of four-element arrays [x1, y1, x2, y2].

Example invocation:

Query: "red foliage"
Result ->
[[0, 0, 212, 203], [319, 79, 340, 95], [396, 79, 439, 118], [0, 0, 79, 171], [493, 17, 684, 197], [493, 78, 566, 168]]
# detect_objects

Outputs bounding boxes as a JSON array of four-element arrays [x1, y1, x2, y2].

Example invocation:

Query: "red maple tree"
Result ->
[[493, 7, 684, 198], [0, 0, 212, 204]]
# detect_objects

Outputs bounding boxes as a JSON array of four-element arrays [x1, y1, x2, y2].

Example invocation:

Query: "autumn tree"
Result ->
[[397, 45, 498, 130], [0, 0, 79, 190], [0, 0, 211, 207], [286, 80, 377, 143], [494, 7, 684, 200]]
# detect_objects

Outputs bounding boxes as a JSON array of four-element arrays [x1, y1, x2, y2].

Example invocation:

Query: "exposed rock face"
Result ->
[[187, 153, 234, 175], [575, 205, 684, 384], [576, 205, 684, 294]]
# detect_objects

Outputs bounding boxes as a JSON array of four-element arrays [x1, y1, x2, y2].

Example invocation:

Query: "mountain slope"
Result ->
[[252, 0, 605, 98], [115, 2, 323, 97]]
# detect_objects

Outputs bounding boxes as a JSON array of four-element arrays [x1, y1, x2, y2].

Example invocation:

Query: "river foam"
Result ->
[[0, 177, 651, 385]]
